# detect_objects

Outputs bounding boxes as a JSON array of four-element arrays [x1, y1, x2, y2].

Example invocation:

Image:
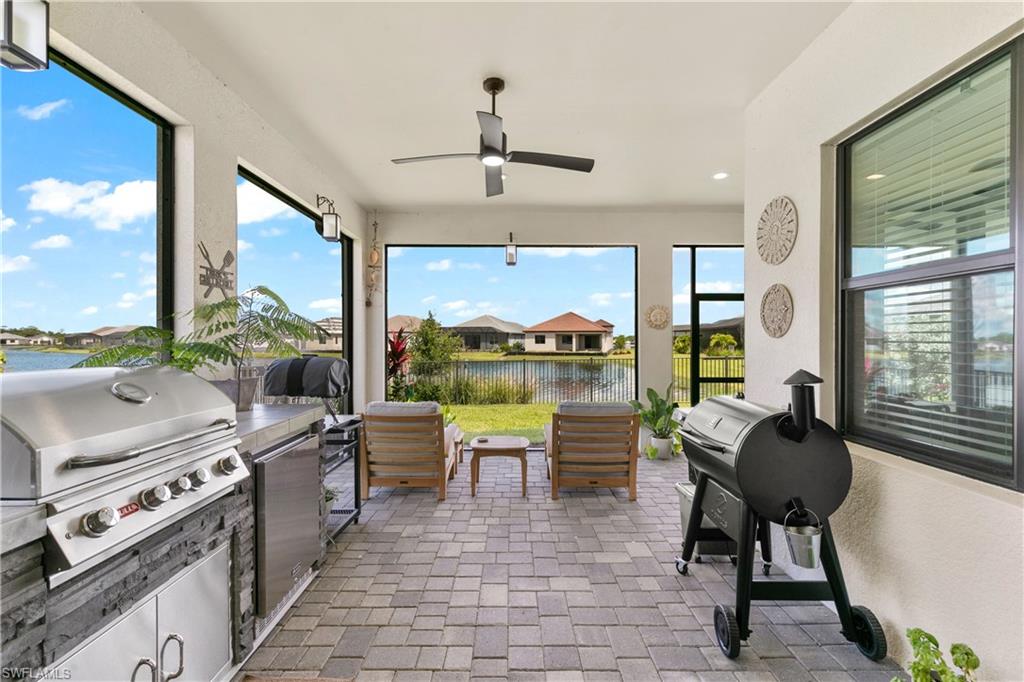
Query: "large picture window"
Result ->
[[0, 52, 172, 372], [838, 40, 1021, 489]]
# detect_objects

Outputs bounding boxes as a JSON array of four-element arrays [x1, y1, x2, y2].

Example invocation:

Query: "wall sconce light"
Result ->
[[1, 0, 49, 71], [316, 194, 342, 242], [506, 232, 517, 266]]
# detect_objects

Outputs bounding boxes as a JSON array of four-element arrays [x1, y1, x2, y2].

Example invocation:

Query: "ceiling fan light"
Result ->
[[481, 153, 505, 167]]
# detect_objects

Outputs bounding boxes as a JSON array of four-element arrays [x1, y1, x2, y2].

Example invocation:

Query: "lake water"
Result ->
[[1, 350, 86, 372]]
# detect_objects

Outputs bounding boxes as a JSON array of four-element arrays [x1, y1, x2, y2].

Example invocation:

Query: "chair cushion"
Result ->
[[543, 423, 553, 457], [365, 401, 440, 416], [557, 401, 635, 417], [444, 423, 461, 457]]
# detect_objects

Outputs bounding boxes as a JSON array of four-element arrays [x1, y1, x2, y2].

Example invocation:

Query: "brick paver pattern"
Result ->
[[240, 450, 903, 681]]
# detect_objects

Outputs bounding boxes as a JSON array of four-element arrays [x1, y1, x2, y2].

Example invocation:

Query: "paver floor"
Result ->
[[240, 449, 903, 681]]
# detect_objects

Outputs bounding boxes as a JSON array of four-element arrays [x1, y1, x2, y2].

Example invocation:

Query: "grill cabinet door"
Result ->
[[58, 597, 157, 681], [156, 543, 231, 682]]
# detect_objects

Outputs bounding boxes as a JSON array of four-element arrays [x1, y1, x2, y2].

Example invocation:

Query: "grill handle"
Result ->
[[679, 427, 726, 453], [65, 418, 237, 470]]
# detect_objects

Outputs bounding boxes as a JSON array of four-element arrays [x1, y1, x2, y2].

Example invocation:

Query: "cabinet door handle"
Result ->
[[131, 658, 158, 682], [160, 633, 185, 681]]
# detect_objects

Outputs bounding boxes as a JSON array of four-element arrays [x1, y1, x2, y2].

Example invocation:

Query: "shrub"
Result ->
[[673, 334, 691, 355]]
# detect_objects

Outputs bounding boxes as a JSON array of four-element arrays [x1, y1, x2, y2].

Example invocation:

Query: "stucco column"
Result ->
[[637, 241, 673, 400]]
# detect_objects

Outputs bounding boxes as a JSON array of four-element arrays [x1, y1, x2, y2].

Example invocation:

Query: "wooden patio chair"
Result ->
[[544, 401, 640, 500], [360, 401, 461, 501]]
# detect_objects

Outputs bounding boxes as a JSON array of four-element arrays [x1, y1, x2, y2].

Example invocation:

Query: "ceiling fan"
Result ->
[[391, 77, 595, 197]]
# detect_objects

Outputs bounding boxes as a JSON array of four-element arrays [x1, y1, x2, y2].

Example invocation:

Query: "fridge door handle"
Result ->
[[131, 658, 158, 682], [160, 633, 185, 681]]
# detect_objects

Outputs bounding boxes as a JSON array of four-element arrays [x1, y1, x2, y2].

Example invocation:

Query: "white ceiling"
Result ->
[[142, 2, 849, 209]]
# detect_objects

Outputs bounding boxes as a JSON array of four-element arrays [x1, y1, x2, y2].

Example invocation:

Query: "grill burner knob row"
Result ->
[[168, 476, 192, 498], [218, 453, 243, 475], [188, 467, 211, 489], [81, 506, 120, 537], [140, 484, 172, 510]]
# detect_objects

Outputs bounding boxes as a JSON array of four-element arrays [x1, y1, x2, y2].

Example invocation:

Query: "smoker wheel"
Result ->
[[713, 604, 741, 658], [675, 558, 688, 575], [762, 563, 771, 576], [849, 605, 887, 661], [694, 556, 703, 563], [729, 555, 738, 566]]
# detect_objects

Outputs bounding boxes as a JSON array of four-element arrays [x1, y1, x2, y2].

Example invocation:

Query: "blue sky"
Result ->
[[2, 61, 158, 332], [234, 176, 345, 319], [672, 247, 745, 326]]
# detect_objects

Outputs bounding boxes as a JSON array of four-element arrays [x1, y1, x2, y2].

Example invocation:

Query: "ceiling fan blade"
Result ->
[[391, 153, 477, 164], [485, 164, 504, 197], [477, 111, 504, 150], [507, 151, 594, 173]]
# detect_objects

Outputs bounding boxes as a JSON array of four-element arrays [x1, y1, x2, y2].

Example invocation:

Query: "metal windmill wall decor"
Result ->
[[756, 196, 798, 265]]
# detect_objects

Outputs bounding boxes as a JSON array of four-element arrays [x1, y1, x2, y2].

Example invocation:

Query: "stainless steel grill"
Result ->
[[1, 366, 250, 586]]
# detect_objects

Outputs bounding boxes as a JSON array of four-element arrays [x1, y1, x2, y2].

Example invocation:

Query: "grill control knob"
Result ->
[[188, 467, 211, 489], [81, 507, 120, 537], [140, 484, 172, 510], [217, 453, 243, 475], [168, 476, 192, 498]]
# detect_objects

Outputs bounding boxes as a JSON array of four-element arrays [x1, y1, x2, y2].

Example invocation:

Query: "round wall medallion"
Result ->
[[760, 284, 794, 338], [756, 195, 798, 265], [645, 304, 670, 330]]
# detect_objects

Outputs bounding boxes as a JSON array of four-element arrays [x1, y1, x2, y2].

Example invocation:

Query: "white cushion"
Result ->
[[557, 401, 635, 417], [365, 401, 440, 416]]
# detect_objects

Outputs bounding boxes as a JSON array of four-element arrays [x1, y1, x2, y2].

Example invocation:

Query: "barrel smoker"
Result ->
[[677, 370, 886, 660]]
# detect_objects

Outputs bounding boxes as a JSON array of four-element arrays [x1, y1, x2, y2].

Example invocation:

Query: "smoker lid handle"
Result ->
[[679, 428, 726, 453], [65, 418, 237, 470]]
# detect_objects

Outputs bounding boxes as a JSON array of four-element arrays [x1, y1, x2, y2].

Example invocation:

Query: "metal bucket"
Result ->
[[783, 508, 822, 569]]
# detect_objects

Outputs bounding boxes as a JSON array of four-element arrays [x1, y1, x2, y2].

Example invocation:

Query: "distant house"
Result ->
[[0, 333, 29, 347], [300, 316, 344, 352], [387, 315, 422, 339], [448, 315, 525, 351], [66, 326, 141, 348], [672, 316, 744, 349], [523, 312, 614, 354]]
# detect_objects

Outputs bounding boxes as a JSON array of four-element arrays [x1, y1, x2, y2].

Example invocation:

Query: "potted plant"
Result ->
[[76, 286, 325, 411], [894, 628, 980, 682], [630, 384, 682, 460]]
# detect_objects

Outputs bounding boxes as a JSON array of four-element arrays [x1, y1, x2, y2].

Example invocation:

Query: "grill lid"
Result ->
[[1, 367, 236, 500]]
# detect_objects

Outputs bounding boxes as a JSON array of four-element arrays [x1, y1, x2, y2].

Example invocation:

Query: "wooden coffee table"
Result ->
[[469, 436, 530, 497]]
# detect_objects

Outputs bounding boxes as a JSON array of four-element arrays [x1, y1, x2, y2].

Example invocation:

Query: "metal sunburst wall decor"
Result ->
[[760, 283, 794, 338], [756, 196, 798, 265]]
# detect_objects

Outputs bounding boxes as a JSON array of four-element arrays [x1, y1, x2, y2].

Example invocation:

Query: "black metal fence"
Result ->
[[671, 355, 745, 406]]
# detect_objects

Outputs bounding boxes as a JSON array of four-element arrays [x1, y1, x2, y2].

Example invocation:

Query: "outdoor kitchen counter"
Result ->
[[0, 504, 47, 552], [236, 402, 326, 454]]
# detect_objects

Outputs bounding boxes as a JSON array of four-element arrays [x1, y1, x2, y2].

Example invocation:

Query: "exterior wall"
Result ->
[[49, 3, 368, 408], [743, 4, 1024, 677], [372, 209, 743, 400], [525, 333, 556, 353]]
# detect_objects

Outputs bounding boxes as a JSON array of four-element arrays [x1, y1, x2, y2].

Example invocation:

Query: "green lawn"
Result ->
[[448, 403, 556, 444], [456, 351, 634, 362]]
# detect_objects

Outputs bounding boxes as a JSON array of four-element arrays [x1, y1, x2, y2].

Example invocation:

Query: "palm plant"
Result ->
[[76, 286, 326, 389], [386, 327, 412, 401]]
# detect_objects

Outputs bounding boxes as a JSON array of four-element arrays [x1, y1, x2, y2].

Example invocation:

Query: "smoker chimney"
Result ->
[[783, 369, 824, 441]]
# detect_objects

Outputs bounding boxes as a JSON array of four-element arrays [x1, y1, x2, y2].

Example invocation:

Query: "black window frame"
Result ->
[[237, 166, 355, 412], [535, 334, 546, 345], [836, 37, 1023, 491], [49, 49, 175, 333]]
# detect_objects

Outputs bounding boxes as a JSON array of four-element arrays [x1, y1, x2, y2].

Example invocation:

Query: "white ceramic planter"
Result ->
[[649, 436, 673, 460]]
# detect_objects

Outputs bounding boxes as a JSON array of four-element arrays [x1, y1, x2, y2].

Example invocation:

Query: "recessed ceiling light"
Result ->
[[501, 174, 507, 181], [712, 172, 729, 180], [865, 173, 886, 180]]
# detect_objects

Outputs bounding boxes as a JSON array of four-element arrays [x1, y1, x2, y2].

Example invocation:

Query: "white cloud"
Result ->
[[20, 178, 155, 231], [139, 251, 157, 264], [0, 255, 33, 273], [329, 247, 341, 256], [115, 289, 156, 309], [17, 99, 69, 121], [389, 247, 404, 258], [258, 227, 286, 237], [309, 298, 342, 312], [236, 180, 298, 224], [1, 210, 14, 232], [442, 299, 469, 310], [30, 217, 44, 225], [426, 259, 452, 271], [290, 251, 301, 261], [421, 295, 437, 304], [697, 280, 739, 293], [30, 234, 72, 249], [139, 271, 157, 287], [486, 276, 500, 284], [80, 305, 99, 315], [589, 291, 632, 307], [522, 247, 610, 258], [237, 240, 254, 252], [111, 272, 126, 279]]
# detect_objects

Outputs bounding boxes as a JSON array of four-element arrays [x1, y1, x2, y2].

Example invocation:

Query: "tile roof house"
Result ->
[[448, 315, 525, 351], [300, 316, 344, 352], [387, 315, 422, 339], [523, 312, 615, 353]]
